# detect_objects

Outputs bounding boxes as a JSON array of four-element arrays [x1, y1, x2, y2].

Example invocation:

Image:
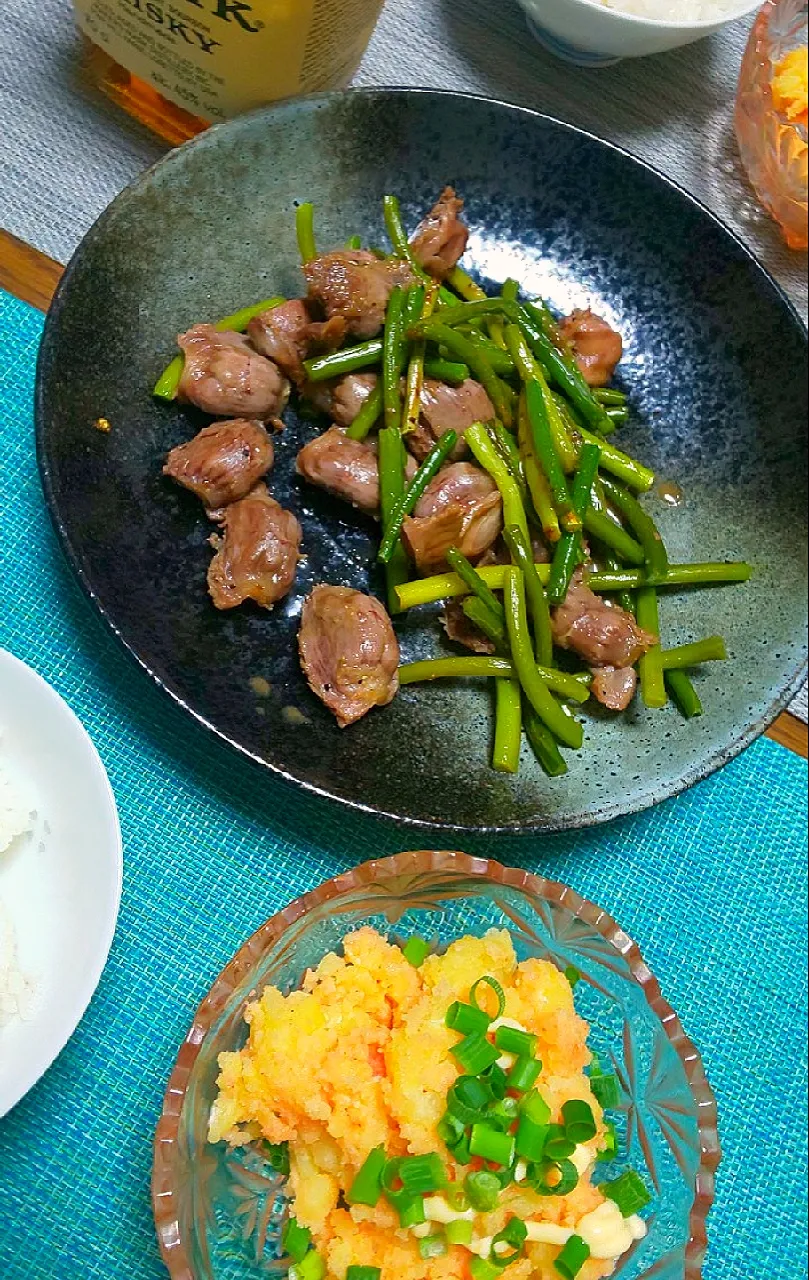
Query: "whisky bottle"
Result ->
[[74, 0, 386, 146]]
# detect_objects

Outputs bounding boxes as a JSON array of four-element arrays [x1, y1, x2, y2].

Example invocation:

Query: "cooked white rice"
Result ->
[[0, 902, 36, 1025], [596, 0, 742, 19], [0, 755, 35, 1027], [0, 763, 31, 857]]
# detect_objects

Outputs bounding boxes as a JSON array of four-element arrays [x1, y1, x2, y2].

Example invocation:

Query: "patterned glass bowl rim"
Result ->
[[152, 850, 722, 1280]]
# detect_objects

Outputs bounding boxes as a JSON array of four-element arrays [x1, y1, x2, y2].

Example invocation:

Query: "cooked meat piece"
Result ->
[[296, 427, 381, 516], [177, 324, 290, 420], [560, 309, 623, 388], [207, 485, 301, 610], [163, 419, 274, 510], [410, 186, 470, 279], [552, 574, 657, 668], [591, 665, 638, 712], [247, 301, 345, 385], [296, 426, 416, 516], [331, 373, 379, 428], [304, 250, 414, 340], [298, 585, 399, 728], [414, 462, 497, 520], [441, 600, 496, 655], [404, 420, 440, 462], [407, 378, 496, 460], [304, 373, 379, 428], [403, 462, 503, 572]]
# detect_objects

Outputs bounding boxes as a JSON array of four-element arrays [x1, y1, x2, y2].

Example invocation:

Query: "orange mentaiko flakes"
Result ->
[[772, 48, 809, 130]]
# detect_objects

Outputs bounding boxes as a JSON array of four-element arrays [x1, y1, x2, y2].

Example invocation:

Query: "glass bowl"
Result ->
[[152, 851, 721, 1279], [735, 0, 809, 249]]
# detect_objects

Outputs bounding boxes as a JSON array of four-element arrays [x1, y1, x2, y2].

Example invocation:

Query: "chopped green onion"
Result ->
[[402, 935, 430, 968], [446, 1001, 491, 1036], [444, 1183, 470, 1212], [515, 1116, 548, 1162], [554, 1234, 591, 1279], [494, 1025, 538, 1058], [485, 1062, 508, 1101], [398, 1154, 448, 1195], [289, 1251, 326, 1280], [562, 1100, 597, 1145], [507, 1056, 541, 1094], [438, 1112, 466, 1149], [446, 1220, 474, 1246], [262, 1141, 290, 1176], [346, 1269, 381, 1280], [598, 1121, 619, 1162], [521, 1089, 552, 1126], [603, 1169, 652, 1216], [590, 1072, 621, 1110], [282, 1218, 312, 1264], [469, 1259, 501, 1280], [486, 1097, 520, 1132], [543, 1125, 576, 1161], [564, 966, 581, 989], [469, 1123, 516, 1167], [529, 1158, 579, 1198], [447, 1076, 491, 1124], [464, 1169, 502, 1212], [469, 976, 506, 1020], [398, 1194, 426, 1228], [382, 1156, 424, 1221], [495, 1158, 519, 1191], [347, 1147, 386, 1207], [491, 1217, 528, 1264], [419, 1235, 448, 1260], [450, 1133, 472, 1165], [451, 1032, 500, 1076]]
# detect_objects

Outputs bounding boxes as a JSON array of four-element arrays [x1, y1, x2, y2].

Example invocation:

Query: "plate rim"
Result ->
[[34, 86, 809, 836], [0, 648, 123, 1117], [151, 849, 722, 1279]]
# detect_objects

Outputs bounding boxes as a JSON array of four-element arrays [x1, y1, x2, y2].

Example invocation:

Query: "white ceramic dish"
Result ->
[[0, 650, 122, 1117], [519, 0, 762, 65]]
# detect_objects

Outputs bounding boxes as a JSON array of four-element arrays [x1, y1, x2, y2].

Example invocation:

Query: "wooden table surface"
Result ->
[[2, 227, 806, 760]]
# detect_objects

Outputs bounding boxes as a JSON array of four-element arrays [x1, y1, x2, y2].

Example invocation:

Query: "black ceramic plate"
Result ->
[[36, 90, 808, 833]]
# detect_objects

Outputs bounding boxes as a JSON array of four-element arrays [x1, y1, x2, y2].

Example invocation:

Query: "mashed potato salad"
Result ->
[[209, 929, 650, 1280]]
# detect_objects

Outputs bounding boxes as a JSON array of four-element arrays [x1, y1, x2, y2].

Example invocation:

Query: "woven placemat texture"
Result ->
[[0, 292, 806, 1278]]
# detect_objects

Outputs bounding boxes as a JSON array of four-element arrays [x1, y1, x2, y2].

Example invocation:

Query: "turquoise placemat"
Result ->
[[0, 289, 806, 1279]]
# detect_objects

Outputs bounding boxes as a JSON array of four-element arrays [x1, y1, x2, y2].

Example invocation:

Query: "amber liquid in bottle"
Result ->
[[81, 38, 208, 146], [75, 0, 385, 147]]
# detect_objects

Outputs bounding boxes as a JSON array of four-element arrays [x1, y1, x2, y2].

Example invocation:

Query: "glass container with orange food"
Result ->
[[735, 0, 809, 250]]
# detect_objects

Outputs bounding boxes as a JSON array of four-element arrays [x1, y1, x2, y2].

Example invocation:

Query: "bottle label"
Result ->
[[74, 0, 382, 121]]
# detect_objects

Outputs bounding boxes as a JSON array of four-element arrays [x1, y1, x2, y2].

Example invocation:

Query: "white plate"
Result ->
[[0, 650, 122, 1116]]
